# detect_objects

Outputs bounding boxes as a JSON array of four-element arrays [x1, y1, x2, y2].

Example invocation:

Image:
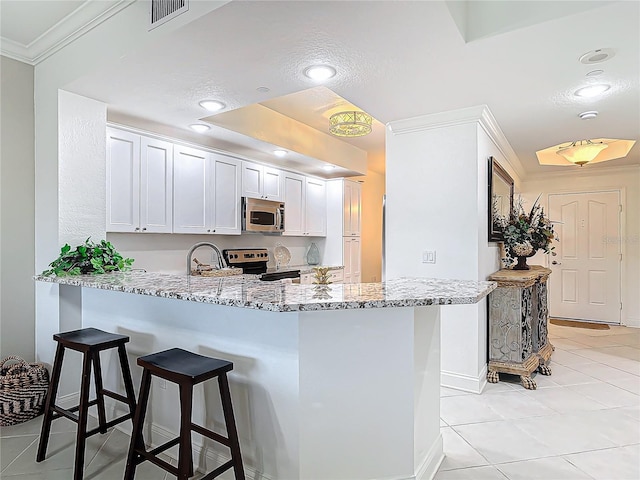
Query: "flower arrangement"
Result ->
[[497, 195, 558, 270]]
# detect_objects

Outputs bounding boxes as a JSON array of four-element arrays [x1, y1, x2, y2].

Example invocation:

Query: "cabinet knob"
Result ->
[[142, 227, 147, 231], [551, 261, 562, 265], [134, 227, 140, 232], [207, 229, 211, 232]]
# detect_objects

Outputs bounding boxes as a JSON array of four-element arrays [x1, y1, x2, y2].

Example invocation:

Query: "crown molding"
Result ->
[[387, 105, 527, 180], [0, 0, 132, 66]]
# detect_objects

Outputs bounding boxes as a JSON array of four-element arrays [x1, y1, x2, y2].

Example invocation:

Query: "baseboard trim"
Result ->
[[415, 433, 444, 480], [441, 364, 487, 394]]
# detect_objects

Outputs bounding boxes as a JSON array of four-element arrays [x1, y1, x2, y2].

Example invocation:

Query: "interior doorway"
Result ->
[[548, 190, 622, 324]]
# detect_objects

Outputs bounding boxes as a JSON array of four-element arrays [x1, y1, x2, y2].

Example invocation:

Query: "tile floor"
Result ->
[[1, 323, 638, 479]]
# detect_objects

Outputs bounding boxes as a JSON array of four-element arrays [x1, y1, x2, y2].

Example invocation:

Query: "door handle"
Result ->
[[552, 261, 562, 265]]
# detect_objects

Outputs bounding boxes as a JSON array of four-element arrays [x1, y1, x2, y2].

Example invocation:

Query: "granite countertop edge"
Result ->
[[34, 272, 496, 312]]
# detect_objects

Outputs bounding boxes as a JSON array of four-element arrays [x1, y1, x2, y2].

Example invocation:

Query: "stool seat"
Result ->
[[37, 328, 137, 480], [138, 348, 232, 384], [54, 327, 129, 351]]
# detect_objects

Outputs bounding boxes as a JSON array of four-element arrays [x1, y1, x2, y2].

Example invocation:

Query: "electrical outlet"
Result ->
[[422, 251, 436, 264]]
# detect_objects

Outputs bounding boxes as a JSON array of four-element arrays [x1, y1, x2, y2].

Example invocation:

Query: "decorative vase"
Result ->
[[306, 242, 320, 265], [513, 256, 531, 270]]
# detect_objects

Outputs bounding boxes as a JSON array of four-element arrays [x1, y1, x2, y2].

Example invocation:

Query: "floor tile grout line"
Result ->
[[0, 436, 39, 474]]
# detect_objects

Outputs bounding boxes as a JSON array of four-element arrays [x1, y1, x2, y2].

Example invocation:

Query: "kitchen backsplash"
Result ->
[[107, 233, 327, 274]]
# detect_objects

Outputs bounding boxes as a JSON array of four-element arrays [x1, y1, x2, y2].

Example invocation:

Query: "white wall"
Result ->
[[59, 91, 107, 245], [385, 105, 524, 392], [0, 56, 35, 361], [521, 166, 640, 327]]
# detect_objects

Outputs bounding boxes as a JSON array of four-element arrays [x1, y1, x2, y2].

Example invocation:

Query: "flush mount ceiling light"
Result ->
[[189, 124, 210, 133], [579, 110, 598, 120], [586, 69, 604, 77], [304, 65, 336, 81], [575, 84, 610, 98], [536, 138, 636, 167], [329, 111, 372, 137], [556, 140, 608, 166], [273, 149, 288, 157], [199, 100, 226, 112]]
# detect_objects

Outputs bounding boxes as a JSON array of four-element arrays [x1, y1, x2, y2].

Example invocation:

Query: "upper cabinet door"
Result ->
[[106, 128, 140, 232], [173, 145, 211, 234], [283, 173, 305, 236], [241, 162, 263, 199], [211, 154, 242, 235], [140, 137, 173, 233], [343, 180, 361, 236], [305, 177, 327, 237], [262, 166, 283, 201]]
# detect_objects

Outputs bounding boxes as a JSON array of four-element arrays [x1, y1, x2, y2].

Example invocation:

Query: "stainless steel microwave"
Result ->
[[242, 197, 285, 233]]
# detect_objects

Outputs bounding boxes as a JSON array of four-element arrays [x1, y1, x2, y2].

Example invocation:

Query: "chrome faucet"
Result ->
[[186, 242, 226, 275]]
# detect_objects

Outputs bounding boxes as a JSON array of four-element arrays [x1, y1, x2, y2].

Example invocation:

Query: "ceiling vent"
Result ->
[[579, 48, 615, 65], [149, 0, 188, 30]]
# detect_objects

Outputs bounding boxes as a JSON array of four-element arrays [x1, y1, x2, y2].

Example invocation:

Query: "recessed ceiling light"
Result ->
[[579, 48, 615, 65], [304, 65, 336, 81], [579, 111, 598, 120], [322, 165, 336, 171], [189, 124, 210, 133], [199, 100, 226, 112], [586, 69, 604, 77], [256, 86, 270, 93], [273, 149, 287, 157], [574, 84, 610, 98]]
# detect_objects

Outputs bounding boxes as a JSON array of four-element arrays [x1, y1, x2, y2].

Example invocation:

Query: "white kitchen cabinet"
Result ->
[[343, 237, 361, 284], [242, 161, 283, 201], [325, 179, 363, 283], [106, 128, 173, 233], [173, 145, 241, 235], [283, 172, 326, 237], [343, 180, 361, 237]]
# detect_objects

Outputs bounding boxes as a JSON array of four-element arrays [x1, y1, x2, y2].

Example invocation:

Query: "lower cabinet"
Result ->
[[343, 237, 361, 284], [487, 266, 553, 390]]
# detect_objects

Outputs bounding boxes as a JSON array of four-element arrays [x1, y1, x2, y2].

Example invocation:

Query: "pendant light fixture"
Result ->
[[555, 139, 608, 166], [329, 111, 373, 137]]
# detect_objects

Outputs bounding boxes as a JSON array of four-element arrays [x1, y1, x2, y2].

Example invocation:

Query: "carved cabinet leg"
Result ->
[[487, 370, 499, 383], [520, 375, 537, 390], [538, 362, 552, 376]]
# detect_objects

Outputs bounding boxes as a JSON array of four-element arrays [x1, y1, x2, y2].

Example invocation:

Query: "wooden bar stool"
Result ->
[[124, 348, 245, 480], [36, 327, 137, 480]]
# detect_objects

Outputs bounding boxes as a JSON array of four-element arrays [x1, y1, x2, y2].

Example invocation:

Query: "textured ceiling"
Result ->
[[2, 1, 639, 178]]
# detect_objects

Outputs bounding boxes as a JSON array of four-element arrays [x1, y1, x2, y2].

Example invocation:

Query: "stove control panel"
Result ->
[[223, 248, 269, 265]]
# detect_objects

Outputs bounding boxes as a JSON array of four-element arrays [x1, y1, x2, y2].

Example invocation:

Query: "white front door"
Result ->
[[548, 191, 621, 323]]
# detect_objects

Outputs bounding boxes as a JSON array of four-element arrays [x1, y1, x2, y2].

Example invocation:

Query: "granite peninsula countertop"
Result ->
[[35, 272, 496, 312]]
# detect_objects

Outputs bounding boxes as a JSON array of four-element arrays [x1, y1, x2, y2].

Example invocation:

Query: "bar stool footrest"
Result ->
[[201, 460, 233, 480], [102, 389, 131, 405], [191, 422, 230, 447], [136, 450, 178, 476], [85, 413, 133, 437]]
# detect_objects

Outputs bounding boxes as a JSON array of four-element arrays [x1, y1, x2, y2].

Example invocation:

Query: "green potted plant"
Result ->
[[42, 238, 134, 276], [499, 196, 558, 270]]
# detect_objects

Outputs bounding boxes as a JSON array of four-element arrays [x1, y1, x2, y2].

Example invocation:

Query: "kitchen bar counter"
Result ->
[[35, 271, 495, 312], [36, 272, 494, 480]]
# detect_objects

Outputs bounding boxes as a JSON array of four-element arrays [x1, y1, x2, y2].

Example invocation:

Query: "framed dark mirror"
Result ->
[[488, 156, 514, 242]]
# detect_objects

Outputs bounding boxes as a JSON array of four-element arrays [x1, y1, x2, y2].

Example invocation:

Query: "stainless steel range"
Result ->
[[222, 248, 300, 282]]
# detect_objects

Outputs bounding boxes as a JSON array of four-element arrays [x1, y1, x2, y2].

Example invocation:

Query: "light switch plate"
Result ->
[[422, 250, 436, 264]]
